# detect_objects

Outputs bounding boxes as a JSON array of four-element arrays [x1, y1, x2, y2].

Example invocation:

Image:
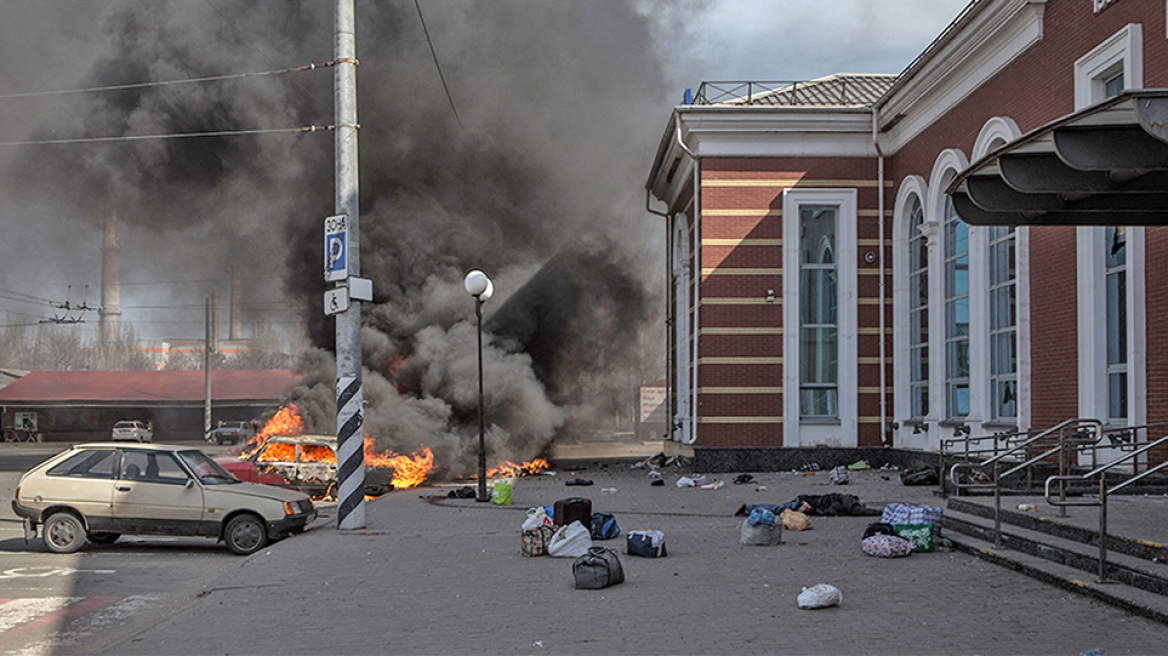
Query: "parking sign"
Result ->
[[324, 214, 348, 282]]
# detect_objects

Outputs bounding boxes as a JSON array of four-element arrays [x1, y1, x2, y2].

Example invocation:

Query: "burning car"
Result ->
[[216, 435, 393, 499]]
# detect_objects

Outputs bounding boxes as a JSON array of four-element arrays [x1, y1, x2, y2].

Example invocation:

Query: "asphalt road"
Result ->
[[3, 442, 1166, 655], [0, 439, 334, 655]]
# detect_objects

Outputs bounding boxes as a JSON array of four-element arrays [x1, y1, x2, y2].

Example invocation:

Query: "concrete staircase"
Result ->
[[942, 495, 1168, 625]]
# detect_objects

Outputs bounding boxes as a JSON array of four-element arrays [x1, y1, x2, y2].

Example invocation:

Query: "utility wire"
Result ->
[[0, 288, 56, 304], [0, 63, 331, 101], [0, 125, 334, 148], [414, 0, 462, 130], [120, 275, 283, 286]]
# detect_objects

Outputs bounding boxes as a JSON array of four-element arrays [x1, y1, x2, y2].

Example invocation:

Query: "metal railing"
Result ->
[[688, 80, 879, 107], [1045, 433, 1168, 582], [950, 418, 1103, 547], [939, 426, 1036, 497]]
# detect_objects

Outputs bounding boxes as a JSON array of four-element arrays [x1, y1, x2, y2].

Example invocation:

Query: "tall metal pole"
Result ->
[[334, 0, 365, 530], [204, 297, 212, 439], [476, 299, 488, 502]]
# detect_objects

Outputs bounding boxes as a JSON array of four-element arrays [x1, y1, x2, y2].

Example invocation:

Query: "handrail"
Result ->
[[938, 427, 1034, 497], [1044, 433, 1168, 582], [949, 418, 1102, 547]]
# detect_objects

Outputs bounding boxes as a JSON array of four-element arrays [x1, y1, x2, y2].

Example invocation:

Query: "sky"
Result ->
[[0, 0, 973, 347]]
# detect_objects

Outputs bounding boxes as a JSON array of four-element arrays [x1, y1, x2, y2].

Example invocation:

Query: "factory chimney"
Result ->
[[99, 209, 122, 361], [230, 265, 243, 340]]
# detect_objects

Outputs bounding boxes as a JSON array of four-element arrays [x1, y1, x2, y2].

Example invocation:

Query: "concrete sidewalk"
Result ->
[[91, 463, 1165, 656]]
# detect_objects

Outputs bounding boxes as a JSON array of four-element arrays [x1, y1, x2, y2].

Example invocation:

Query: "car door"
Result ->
[[111, 449, 205, 534], [39, 448, 119, 531]]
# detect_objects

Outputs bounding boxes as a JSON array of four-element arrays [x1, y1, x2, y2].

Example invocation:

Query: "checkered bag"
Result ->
[[830, 466, 849, 485], [861, 534, 915, 558], [521, 525, 555, 557], [881, 503, 943, 538]]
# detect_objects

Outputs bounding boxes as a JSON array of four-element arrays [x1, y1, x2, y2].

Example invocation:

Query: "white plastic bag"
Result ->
[[547, 520, 593, 558], [797, 583, 842, 609], [522, 507, 552, 530]]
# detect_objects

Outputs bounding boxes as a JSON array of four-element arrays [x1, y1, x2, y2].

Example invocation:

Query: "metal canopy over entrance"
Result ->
[[948, 90, 1168, 226]]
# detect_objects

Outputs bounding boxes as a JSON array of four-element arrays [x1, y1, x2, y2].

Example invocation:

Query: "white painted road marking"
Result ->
[[0, 567, 116, 580], [0, 594, 165, 655]]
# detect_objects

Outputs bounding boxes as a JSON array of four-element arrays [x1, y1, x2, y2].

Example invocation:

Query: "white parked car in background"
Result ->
[[111, 421, 153, 442]]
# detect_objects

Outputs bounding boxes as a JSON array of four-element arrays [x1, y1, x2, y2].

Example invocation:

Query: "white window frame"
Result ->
[[1074, 23, 1143, 110], [783, 188, 857, 447], [672, 213, 693, 444], [1075, 24, 1146, 432], [927, 149, 978, 439], [893, 175, 933, 450], [971, 116, 1026, 430]]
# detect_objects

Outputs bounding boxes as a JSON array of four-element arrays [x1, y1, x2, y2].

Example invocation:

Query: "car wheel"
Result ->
[[43, 512, 86, 554], [224, 514, 267, 556], [88, 532, 120, 544]]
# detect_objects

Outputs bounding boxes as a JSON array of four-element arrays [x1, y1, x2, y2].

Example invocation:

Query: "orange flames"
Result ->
[[486, 458, 549, 478], [244, 403, 544, 492], [244, 405, 305, 456], [364, 443, 434, 490]]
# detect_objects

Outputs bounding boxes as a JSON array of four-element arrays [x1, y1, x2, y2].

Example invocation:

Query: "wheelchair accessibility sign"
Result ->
[[324, 214, 348, 282]]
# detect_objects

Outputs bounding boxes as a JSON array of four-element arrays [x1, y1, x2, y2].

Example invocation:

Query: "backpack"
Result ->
[[590, 513, 621, 540], [863, 522, 896, 539]]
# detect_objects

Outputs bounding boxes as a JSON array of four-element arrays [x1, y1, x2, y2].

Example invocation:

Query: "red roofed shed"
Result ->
[[0, 370, 300, 442]]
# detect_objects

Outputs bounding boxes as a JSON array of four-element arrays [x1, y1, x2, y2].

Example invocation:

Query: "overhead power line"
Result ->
[[414, 0, 462, 130], [0, 62, 333, 101], [0, 125, 337, 148]]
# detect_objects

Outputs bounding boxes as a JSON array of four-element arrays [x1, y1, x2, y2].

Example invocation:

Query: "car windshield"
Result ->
[[178, 450, 241, 485]]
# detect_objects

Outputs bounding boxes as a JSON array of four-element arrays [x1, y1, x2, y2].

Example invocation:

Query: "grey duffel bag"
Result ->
[[573, 547, 625, 589]]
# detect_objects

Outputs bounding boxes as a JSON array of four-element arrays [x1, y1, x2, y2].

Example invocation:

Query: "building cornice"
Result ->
[[877, 0, 1046, 153], [647, 106, 879, 209]]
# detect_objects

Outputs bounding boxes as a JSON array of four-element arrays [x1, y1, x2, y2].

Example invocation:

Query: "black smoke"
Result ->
[[1, 0, 674, 472]]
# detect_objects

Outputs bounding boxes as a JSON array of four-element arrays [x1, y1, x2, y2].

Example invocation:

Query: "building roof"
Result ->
[[705, 74, 899, 108], [0, 369, 300, 405]]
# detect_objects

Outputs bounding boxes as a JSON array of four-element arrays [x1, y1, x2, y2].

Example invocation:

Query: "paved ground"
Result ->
[[66, 461, 1164, 656]]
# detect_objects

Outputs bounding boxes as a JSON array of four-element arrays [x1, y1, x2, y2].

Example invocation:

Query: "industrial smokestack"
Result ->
[[230, 265, 242, 340], [99, 208, 122, 358]]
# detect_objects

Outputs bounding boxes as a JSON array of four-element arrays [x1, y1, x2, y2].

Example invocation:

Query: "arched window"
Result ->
[[908, 196, 929, 419], [989, 225, 1017, 420], [944, 197, 970, 418], [799, 206, 838, 417]]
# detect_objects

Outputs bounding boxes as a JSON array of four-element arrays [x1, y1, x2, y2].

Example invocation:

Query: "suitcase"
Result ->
[[554, 497, 592, 528]]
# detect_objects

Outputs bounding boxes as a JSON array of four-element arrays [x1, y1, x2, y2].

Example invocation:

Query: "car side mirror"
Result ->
[[186, 479, 195, 489]]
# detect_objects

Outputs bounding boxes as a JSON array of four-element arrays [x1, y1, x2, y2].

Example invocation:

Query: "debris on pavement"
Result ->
[[846, 460, 872, 470], [733, 473, 755, 485], [829, 466, 849, 485], [781, 509, 813, 531], [797, 583, 842, 609], [565, 478, 594, 486]]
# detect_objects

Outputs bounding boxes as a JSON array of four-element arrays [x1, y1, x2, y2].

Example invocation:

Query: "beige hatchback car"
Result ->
[[12, 443, 315, 555]]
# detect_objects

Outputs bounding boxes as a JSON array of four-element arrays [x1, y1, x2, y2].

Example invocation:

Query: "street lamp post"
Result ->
[[464, 270, 494, 502]]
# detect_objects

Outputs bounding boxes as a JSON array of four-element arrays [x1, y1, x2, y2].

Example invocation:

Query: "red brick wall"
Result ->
[[886, 1, 1167, 433], [694, 157, 889, 447]]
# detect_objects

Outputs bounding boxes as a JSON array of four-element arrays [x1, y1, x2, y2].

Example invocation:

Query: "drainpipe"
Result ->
[[675, 115, 699, 445], [872, 107, 888, 447], [646, 188, 671, 443]]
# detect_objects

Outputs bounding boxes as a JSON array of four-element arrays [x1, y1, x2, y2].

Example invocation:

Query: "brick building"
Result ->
[[646, 0, 1167, 462]]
